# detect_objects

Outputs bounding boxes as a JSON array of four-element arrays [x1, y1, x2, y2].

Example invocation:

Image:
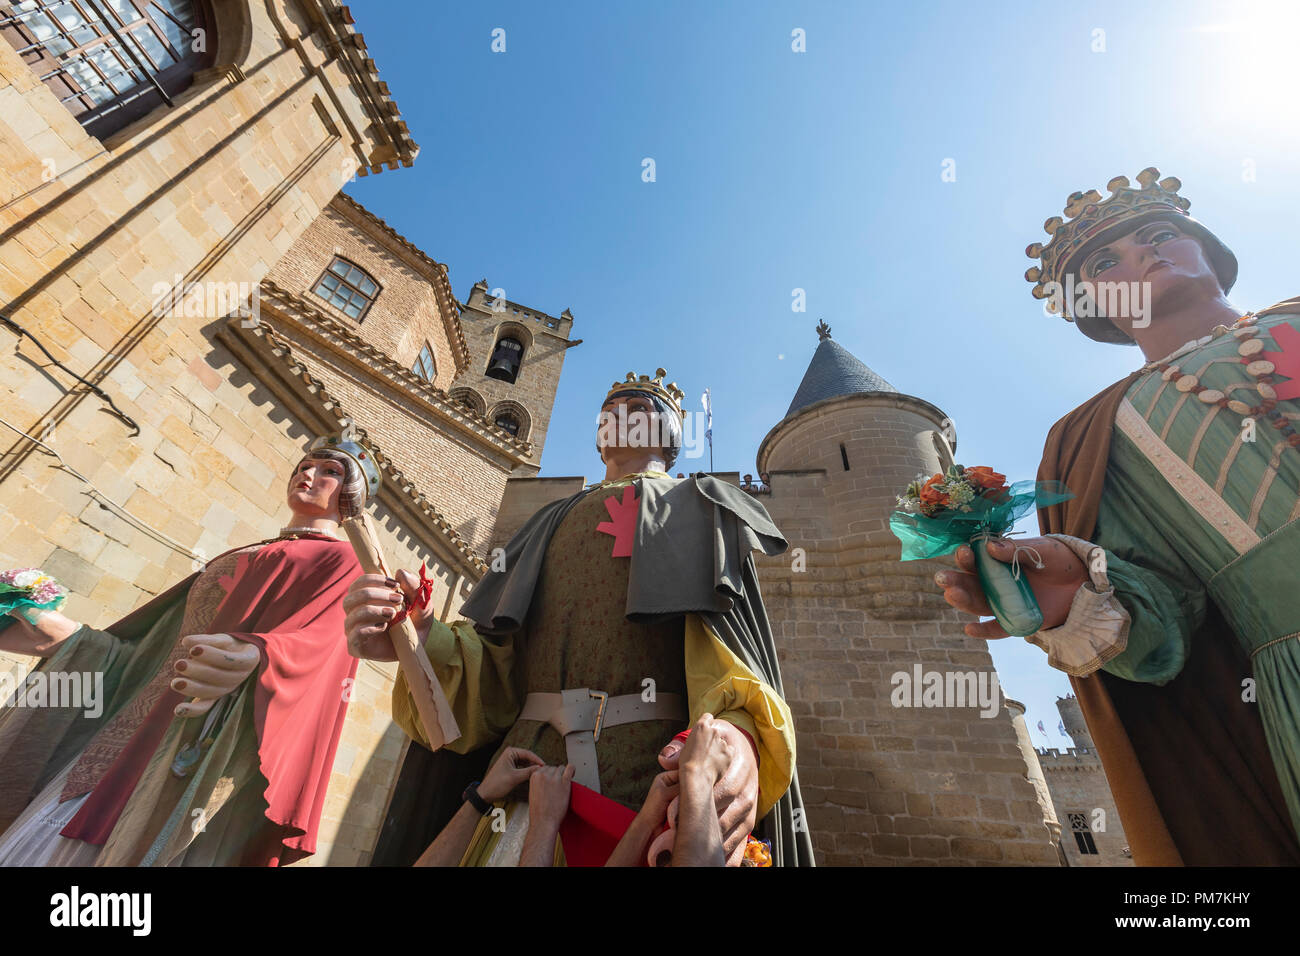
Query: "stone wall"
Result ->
[[0, 1, 481, 867], [455, 283, 575, 474], [754, 394, 1059, 865]]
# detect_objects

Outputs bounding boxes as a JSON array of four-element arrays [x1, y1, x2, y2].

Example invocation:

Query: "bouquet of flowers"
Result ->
[[0, 567, 68, 630], [890, 465, 1072, 636]]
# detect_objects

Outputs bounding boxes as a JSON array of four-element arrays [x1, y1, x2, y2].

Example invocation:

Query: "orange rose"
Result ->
[[965, 466, 1007, 492], [919, 474, 949, 506]]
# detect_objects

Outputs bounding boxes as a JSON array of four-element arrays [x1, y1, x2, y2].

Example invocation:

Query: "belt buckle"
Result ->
[[589, 690, 609, 742]]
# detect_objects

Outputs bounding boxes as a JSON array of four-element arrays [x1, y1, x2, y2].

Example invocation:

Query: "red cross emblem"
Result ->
[[595, 486, 638, 557], [1261, 322, 1300, 402]]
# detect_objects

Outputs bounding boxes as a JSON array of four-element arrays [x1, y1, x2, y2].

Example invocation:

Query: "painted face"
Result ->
[[285, 456, 345, 519], [1076, 219, 1217, 318], [596, 394, 666, 461]]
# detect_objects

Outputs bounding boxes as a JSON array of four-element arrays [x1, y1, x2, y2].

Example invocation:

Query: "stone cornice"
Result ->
[[329, 194, 470, 373], [258, 281, 532, 463], [306, 1, 419, 173], [217, 316, 488, 575]]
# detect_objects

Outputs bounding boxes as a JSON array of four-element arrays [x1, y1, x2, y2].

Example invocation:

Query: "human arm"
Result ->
[[605, 769, 679, 866], [0, 608, 82, 657], [671, 614, 794, 860], [670, 714, 730, 867], [518, 763, 574, 867], [416, 746, 544, 866]]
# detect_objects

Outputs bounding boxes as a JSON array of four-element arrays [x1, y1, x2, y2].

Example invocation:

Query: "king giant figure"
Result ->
[[346, 369, 812, 866]]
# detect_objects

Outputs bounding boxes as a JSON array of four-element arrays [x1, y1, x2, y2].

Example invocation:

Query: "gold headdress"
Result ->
[[1024, 167, 1238, 343], [605, 368, 686, 418]]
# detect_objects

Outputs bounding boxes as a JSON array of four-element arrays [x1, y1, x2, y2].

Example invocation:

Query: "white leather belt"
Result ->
[[519, 689, 687, 793]]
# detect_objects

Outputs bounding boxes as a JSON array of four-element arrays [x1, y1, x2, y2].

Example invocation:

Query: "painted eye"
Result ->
[[1148, 228, 1178, 243], [1088, 254, 1118, 277]]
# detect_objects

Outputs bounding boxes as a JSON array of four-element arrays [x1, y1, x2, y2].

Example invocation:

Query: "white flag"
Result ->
[[701, 388, 712, 441]]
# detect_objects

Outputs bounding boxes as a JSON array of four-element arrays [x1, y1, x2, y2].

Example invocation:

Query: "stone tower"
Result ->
[[1037, 696, 1133, 866], [452, 280, 580, 475], [751, 320, 1059, 865]]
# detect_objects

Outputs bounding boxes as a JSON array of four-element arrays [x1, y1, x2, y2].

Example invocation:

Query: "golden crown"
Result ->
[[605, 368, 686, 418], [1025, 166, 1192, 319]]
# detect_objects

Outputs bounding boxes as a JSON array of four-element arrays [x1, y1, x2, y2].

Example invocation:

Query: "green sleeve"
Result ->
[[1092, 493, 1204, 685], [391, 618, 521, 754]]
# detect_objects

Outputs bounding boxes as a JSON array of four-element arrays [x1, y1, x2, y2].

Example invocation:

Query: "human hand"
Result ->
[[637, 769, 680, 829], [659, 715, 758, 863], [527, 764, 575, 832], [679, 713, 734, 786], [934, 537, 1088, 639], [343, 569, 430, 661], [479, 746, 545, 802], [171, 633, 260, 717]]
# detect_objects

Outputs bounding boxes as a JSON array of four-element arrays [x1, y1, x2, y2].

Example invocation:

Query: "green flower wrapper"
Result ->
[[0, 568, 68, 633], [890, 480, 1073, 637]]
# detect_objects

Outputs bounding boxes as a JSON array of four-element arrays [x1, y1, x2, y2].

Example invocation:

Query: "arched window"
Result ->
[[313, 257, 379, 321], [494, 412, 519, 436], [412, 342, 435, 382], [448, 387, 486, 417], [1, 0, 214, 140], [487, 401, 530, 441], [486, 335, 523, 383]]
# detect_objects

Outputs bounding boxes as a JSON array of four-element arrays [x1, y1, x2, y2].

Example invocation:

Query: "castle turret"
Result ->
[[1057, 694, 1095, 751], [749, 321, 1059, 866]]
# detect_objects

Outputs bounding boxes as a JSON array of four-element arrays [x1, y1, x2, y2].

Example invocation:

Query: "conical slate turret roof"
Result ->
[[785, 320, 897, 418]]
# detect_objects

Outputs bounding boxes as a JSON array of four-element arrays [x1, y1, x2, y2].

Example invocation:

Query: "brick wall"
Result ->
[[264, 199, 458, 391]]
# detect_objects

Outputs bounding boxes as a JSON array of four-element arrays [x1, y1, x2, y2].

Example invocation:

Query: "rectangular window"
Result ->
[[313, 257, 379, 322]]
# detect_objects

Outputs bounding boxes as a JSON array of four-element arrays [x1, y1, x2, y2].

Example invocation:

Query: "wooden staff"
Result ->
[[342, 514, 460, 751]]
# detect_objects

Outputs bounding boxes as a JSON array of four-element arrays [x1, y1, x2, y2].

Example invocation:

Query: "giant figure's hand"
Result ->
[[934, 537, 1088, 639], [171, 633, 260, 717], [658, 715, 758, 865], [342, 570, 430, 662]]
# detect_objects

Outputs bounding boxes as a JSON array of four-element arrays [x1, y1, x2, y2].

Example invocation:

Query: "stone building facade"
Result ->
[[1035, 696, 1134, 867], [0, 0, 574, 865]]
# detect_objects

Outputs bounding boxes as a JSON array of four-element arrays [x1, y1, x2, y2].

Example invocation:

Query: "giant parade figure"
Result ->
[[345, 369, 813, 865], [0, 435, 379, 866], [935, 168, 1300, 865]]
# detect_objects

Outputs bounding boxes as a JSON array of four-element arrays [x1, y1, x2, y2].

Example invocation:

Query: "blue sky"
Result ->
[[345, 0, 1300, 748]]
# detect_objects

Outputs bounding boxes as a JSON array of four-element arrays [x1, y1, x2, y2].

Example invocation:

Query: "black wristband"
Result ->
[[462, 781, 492, 816]]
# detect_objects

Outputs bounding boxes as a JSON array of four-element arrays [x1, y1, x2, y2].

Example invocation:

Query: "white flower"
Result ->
[[11, 569, 42, 588]]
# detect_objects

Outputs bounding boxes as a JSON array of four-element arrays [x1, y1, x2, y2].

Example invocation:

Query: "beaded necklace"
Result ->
[[1142, 313, 1300, 449]]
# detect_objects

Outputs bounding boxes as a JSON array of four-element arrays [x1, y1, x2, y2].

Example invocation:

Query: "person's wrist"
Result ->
[[462, 781, 494, 814], [528, 813, 563, 835]]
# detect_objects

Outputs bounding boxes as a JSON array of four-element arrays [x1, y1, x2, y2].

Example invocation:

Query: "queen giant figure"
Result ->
[[0, 434, 378, 866]]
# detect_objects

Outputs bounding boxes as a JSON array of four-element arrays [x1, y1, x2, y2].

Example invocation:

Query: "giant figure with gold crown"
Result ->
[[0, 435, 380, 866], [345, 369, 812, 866], [935, 167, 1300, 865]]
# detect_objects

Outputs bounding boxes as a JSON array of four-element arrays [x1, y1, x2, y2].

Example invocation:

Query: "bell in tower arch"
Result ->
[[487, 336, 523, 383]]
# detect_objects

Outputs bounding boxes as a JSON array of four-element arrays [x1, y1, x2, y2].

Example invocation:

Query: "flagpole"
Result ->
[[702, 388, 714, 474]]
